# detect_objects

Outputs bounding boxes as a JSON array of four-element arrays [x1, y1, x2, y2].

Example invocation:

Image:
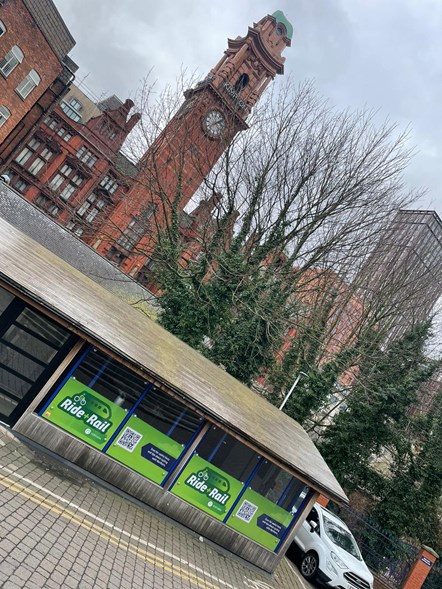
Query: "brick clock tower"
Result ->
[[95, 11, 293, 276]]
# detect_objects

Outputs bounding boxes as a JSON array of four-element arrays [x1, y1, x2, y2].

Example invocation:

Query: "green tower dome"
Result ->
[[272, 10, 293, 40]]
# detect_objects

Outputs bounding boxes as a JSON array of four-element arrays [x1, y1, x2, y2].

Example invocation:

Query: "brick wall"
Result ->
[[0, 0, 63, 143], [402, 547, 438, 589]]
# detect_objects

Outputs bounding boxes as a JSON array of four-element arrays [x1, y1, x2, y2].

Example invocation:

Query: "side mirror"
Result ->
[[309, 521, 318, 533]]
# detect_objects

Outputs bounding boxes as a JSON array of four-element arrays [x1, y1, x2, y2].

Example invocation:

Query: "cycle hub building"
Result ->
[[0, 217, 347, 572]]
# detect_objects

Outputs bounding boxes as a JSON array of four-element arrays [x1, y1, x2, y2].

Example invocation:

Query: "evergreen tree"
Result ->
[[318, 321, 438, 495], [370, 391, 442, 550]]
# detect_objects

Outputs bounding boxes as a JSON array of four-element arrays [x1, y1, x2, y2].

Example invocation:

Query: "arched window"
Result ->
[[60, 97, 83, 122], [0, 45, 24, 77], [0, 20, 6, 37], [16, 69, 41, 100], [0, 105, 11, 127], [234, 73, 249, 93]]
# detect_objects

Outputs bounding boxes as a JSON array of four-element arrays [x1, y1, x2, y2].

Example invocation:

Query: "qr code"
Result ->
[[236, 500, 258, 523], [115, 427, 142, 452]]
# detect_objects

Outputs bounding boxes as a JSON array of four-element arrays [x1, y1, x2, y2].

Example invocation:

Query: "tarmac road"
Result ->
[[0, 425, 314, 589]]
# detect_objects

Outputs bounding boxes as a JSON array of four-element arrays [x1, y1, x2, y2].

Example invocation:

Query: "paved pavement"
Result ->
[[0, 425, 312, 589]]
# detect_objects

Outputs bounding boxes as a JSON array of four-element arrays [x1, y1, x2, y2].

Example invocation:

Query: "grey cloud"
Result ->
[[58, 0, 442, 212]]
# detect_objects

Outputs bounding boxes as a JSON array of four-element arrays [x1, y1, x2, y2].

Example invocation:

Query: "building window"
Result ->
[[44, 115, 58, 130], [15, 69, 41, 100], [27, 149, 52, 176], [195, 427, 261, 483], [15, 138, 39, 167], [0, 45, 24, 78], [69, 98, 82, 110], [0, 105, 11, 128], [35, 194, 60, 217], [170, 424, 311, 542], [56, 126, 73, 142], [234, 73, 249, 93], [169, 427, 263, 523], [15, 138, 53, 176], [60, 97, 82, 122], [141, 203, 156, 223], [44, 114, 73, 140], [116, 218, 145, 251], [66, 221, 84, 236], [77, 192, 106, 223], [105, 246, 127, 266], [135, 258, 157, 284], [99, 174, 119, 194], [76, 146, 98, 168], [0, 21, 6, 37], [13, 177, 28, 193], [49, 163, 84, 201], [98, 120, 117, 139]]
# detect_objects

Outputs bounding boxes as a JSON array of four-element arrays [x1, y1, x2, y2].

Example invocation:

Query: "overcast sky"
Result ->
[[58, 0, 442, 214]]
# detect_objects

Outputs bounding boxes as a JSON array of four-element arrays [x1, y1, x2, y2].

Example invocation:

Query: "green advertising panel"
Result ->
[[106, 416, 184, 484], [41, 378, 127, 450], [170, 455, 244, 521], [226, 488, 294, 551]]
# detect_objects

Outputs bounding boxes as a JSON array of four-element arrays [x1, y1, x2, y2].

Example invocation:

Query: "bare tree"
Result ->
[[91, 74, 428, 395]]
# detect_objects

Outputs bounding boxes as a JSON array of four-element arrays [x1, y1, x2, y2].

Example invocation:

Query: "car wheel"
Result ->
[[300, 551, 319, 580]]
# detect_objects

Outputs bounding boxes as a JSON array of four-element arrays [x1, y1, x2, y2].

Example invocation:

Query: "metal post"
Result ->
[[279, 371, 307, 411]]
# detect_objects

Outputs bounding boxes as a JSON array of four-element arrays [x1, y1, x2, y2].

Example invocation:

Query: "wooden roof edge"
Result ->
[[0, 217, 347, 502]]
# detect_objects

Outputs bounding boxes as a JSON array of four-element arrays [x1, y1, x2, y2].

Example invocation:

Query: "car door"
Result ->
[[295, 506, 320, 551]]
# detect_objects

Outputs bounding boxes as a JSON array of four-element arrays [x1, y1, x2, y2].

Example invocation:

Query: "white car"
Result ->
[[293, 503, 374, 589]]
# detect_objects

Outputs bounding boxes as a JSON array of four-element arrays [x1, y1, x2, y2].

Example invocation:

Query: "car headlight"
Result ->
[[326, 559, 338, 576], [330, 551, 347, 569]]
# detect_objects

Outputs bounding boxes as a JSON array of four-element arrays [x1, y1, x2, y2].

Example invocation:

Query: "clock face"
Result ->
[[202, 109, 226, 138]]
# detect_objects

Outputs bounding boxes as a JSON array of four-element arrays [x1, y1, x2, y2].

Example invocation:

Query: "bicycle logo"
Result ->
[[73, 395, 87, 406], [198, 471, 209, 481]]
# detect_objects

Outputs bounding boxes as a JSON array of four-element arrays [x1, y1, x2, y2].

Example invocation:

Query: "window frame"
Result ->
[[49, 163, 84, 201], [76, 146, 98, 168], [42, 116, 74, 142], [12, 177, 29, 194], [76, 192, 106, 223], [35, 194, 60, 217], [99, 174, 119, 194], [0, 45, 24, 78], [0, 105, 11, 128], [60, 97, 82, 122], [14, 137, 54, 177], [116, 218, 145, 251], [15, 69, 41, 100]]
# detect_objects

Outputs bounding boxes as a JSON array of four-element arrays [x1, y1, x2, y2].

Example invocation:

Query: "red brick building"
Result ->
[[256, 267, 364, 393], [92, 11, 294, 280], [0, 0, 76, 168], [4, 84, 141, 239], [1, 10, 293, 287]]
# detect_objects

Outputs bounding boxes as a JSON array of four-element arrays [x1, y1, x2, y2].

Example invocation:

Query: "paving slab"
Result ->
[[0, 425, 312, 589]]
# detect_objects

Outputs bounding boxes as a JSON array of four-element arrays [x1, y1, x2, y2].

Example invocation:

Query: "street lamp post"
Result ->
[[279, 371, 308, 411]]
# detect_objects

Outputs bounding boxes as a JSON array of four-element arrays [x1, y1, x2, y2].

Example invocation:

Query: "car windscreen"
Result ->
[[323, 515, 362, 560]]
